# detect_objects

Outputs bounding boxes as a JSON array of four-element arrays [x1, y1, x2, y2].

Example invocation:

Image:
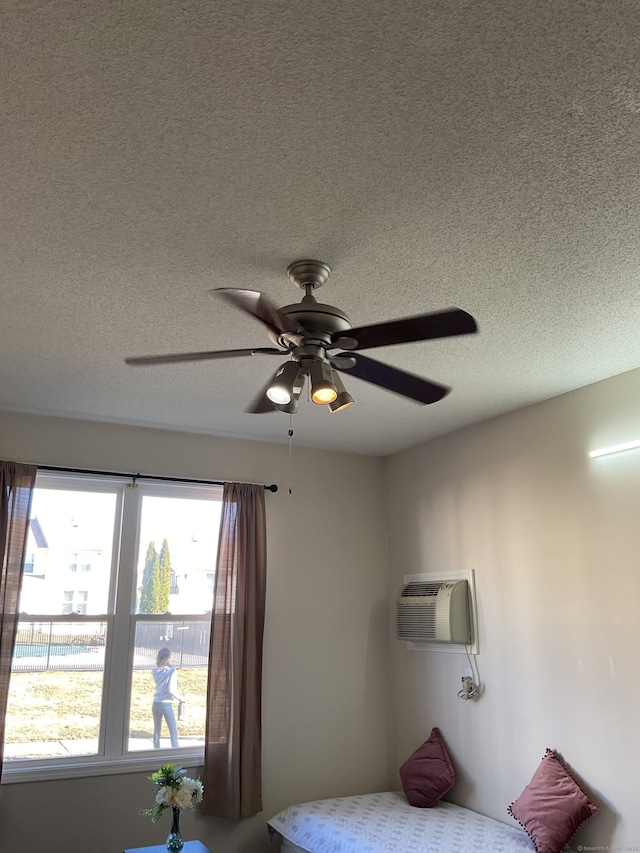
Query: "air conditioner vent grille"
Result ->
[[396, 605, 436, 640], [396, 578, 470, 644], [402, 581, 444, 597]]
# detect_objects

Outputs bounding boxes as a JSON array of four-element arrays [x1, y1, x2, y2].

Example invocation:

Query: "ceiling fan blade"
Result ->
[[212, 288, 305, 340], [247, 392, 276, 414], [335, 352, 450, 404], [333, 308, 478, 351], [246, 371, 280, 414], [125, 347, 283, 366]]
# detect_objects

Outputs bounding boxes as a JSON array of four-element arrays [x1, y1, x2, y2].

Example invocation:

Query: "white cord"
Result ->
[[457, 644, 482, 700], [465, 644, 481, 686], [457, 679, 480, 700], [288, 418, 294, 495]]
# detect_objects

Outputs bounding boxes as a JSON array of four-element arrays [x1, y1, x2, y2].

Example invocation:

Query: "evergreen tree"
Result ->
[[140, 542, 158, 613], [150, 548, 163, 613], [158, 538, 172, 613], [140, 542, 169, 613]]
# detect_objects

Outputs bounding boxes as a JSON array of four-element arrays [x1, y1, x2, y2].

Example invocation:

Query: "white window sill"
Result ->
[[2, 746, 204, 784]]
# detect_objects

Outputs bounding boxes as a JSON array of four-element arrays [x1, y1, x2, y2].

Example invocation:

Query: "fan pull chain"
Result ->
[[288, 418, 294, 495]]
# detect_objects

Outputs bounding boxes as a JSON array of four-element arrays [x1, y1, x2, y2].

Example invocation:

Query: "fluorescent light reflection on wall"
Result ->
[[589, 439, 640, 458]]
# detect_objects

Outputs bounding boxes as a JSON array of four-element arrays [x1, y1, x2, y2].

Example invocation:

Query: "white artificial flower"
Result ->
[[174, 787, 193, 809], [158, 786, 179, 806], [182, 777, 203, 802]]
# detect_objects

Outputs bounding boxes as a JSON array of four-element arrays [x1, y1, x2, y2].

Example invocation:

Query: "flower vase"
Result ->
[[166, 806, 183, 852]]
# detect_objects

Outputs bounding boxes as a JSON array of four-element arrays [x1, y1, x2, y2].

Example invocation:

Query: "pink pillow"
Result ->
[[508, 749, 598, 853], [399, 727, 456, 807]]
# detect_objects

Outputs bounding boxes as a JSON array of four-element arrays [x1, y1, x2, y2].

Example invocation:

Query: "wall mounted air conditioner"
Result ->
[[396, 578, 471, 644]]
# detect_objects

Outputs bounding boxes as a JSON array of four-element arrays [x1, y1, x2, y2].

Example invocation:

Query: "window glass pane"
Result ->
[[4, 477, 221, 779], [19, 489, 117, 616], [128, 619, 210, 752], [6, 620, 107, 761], [135, 495, 220, 615]]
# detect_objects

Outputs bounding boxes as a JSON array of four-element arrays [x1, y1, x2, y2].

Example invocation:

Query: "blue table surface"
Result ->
[[124, 841, 212, 853]]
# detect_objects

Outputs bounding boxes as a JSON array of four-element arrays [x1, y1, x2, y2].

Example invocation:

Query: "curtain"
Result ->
[[0, 461, 37, 782], [202, 482, 267, 819]]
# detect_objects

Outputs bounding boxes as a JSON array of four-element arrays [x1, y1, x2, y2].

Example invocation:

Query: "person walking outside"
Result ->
[[151, 647, 183, 748]]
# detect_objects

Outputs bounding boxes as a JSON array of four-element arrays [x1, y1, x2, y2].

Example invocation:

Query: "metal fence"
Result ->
[[12, 620, 210, 673], [134, 620, 210, 669]]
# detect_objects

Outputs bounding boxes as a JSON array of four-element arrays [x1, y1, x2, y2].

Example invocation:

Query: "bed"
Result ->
[[267, 791, 536, 853]]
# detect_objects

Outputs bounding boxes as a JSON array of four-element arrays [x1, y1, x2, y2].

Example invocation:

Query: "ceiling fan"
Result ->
[[125, 260, 478, 414]]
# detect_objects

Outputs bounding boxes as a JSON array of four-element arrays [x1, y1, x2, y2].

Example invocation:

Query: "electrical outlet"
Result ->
[[459, 675, 479, 701], [461, 676, 474, 694]]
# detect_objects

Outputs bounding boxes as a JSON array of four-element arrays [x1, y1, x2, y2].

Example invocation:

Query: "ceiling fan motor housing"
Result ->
[[279, 294, 352, 345], [281, 259, 353, 349]]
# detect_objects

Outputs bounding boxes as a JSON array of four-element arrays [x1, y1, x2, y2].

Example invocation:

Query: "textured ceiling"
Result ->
[[2, 1, 640, 456]]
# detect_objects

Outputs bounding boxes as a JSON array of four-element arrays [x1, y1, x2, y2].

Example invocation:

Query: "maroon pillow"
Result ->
[[399, 727, 456, 808], [508, 749, 598, 853]]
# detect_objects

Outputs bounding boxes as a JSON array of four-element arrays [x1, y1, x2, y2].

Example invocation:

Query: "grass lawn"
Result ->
[[6, 668, 208, 743]]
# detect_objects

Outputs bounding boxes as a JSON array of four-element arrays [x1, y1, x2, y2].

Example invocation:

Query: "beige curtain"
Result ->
[[202, 482, 267, 819], [0, 461, 37, 782]]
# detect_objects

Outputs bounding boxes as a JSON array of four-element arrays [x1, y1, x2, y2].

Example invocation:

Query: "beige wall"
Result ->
[[384, 367, 640, 851], [0, 410, 391, 853], [5, 365, 640, 852]]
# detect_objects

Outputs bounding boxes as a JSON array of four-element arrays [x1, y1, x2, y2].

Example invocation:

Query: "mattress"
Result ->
[[268, 791, 536, 853]]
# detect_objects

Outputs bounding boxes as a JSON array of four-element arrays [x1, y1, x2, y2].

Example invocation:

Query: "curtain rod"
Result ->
[[35, 464, 278, 492]]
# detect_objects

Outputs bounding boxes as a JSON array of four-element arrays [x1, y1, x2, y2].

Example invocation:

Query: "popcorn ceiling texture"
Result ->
[[1, 0, 640, 455]]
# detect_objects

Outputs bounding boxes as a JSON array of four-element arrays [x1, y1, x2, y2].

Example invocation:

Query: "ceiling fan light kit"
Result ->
[[309, 359, 338, 405], [266, 361, 303, 406], [125, 259, 478, 417], [274, 394, 301, 415], [329, 372, 354, 413]]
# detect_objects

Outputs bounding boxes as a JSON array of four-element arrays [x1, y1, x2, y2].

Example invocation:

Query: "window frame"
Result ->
[[3, 472, 221, 784]]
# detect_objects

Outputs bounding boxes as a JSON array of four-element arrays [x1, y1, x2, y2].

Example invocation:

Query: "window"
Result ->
[[61, 590, 89, 614], [4, 472, 222, 782], [76, 591, 89, 615]]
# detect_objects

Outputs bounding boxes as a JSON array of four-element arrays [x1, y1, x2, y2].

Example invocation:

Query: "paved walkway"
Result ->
[[4, 735, 205, 759]]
